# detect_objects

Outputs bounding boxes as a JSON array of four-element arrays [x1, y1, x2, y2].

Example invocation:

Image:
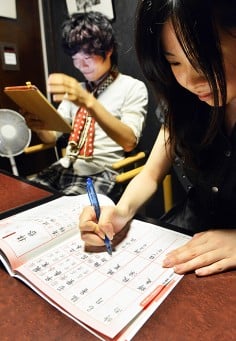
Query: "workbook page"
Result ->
[[0, 194, 113, 270], [17, 219, 191, 339]]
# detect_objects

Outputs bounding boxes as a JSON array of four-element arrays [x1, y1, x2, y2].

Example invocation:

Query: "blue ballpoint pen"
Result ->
[[86, 178, 112, 255]]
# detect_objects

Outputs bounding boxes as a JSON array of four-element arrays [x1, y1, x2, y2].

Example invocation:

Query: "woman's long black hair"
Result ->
[[135, 0, 236, 166]]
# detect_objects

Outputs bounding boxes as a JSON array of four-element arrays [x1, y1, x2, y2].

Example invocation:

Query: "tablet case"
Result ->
[[4, 83, 72, 133]]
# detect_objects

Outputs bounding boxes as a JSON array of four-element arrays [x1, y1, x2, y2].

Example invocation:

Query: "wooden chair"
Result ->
[[23, 141, 59, 179], [24, 142, 173, 213], [112, 151, 173, 213], [24, 142, 59, 158]]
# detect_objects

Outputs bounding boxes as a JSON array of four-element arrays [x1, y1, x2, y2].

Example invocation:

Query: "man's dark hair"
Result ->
[[61, 11, 118, 66]]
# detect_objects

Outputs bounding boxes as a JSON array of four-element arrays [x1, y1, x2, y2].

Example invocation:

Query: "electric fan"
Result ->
[[0, 109, 31, 176]]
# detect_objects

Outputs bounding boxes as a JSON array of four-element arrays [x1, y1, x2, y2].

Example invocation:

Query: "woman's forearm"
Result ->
[[116, 168, 158, 221]]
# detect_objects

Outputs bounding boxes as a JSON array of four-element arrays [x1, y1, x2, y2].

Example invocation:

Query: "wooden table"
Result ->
[[0, 170, 235, 340], [0, 170, 58, 218]]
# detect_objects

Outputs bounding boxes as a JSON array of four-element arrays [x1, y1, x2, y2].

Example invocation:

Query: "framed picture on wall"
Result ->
[[66, 0, 114, 20], [0, 0, 17, 19]]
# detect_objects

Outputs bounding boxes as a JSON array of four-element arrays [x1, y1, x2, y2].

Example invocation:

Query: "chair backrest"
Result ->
[[108, 149, 147, 203], [110, 150, 173, 213]]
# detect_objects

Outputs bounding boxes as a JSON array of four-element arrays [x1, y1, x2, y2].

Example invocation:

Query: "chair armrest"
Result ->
[[112, 151, 146, 170], [115, 165, 144, 183], [163, 174, 173, 212], [24, 142, 56, 154]]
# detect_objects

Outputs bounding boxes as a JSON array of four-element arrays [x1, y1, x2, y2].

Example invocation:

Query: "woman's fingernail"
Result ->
[[162, 258, 172, 267], [106, 232, 114, 240]]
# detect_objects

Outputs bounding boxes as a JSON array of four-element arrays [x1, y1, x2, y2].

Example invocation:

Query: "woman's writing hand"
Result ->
[[163, 229, 236, 276], [79, 205, 128, 247]]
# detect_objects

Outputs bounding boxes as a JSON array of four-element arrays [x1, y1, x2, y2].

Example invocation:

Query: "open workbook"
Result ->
[[0, 194, 191, 340]]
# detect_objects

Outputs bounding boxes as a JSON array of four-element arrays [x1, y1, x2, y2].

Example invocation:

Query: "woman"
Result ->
[[79, 0, 236, 276]]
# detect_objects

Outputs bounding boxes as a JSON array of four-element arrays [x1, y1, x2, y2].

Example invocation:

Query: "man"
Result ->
[[23, 11, 148, 197]]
